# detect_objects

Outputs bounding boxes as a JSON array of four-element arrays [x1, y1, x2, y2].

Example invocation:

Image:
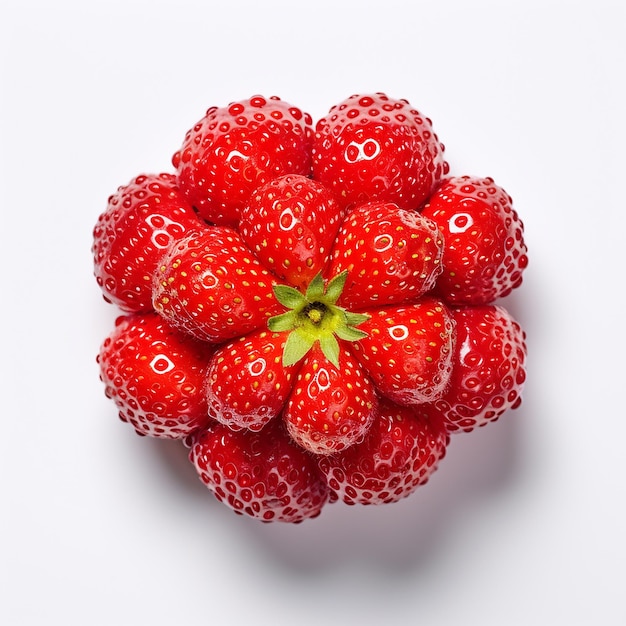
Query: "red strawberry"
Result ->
[[283, 344, 378, 455], [328, 201, 444, 310], [94, 91, 530, 524], [189, 418, 329, 522], [318, 398, 449, 505], [421, 175, 528, 305], [239, 174, 344, 290], [152, 226, 282, 343], [312, 92, 448, 211], [172, 95, 313, 227], [350, 298, 456, 406], [92, 173, 203, 312], [97, 312, 214, 439], [205, 329, 300, 432], [426, 305, 527, 433]]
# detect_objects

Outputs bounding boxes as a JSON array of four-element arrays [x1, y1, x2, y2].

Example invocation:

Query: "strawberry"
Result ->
[[421, 175, 528, 305], [204, 329, 300, 432], [328, 200, 444, 310], [350, 298, 456, 406], [172, 95, 313, 227], [426, 305, 527, 433], [239, 174, 344, 290], [189, 418, 329, 523], [283, 344, 378, 455], [97, 312, 214, 438], [95, 91, 530, 524], [152, 226, 282, 343], [312, 92, 448, 211], [92, 173, 203, 312], [318, 398, 449, 505]]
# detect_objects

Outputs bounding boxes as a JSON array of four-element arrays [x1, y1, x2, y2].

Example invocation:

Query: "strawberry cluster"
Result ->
[[94, 93, 528, 523]]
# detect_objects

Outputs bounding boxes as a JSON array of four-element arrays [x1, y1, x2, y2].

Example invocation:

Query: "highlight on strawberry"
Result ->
[[93, 92, 528, 523]]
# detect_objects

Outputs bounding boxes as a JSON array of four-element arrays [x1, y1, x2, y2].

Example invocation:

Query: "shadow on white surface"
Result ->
[[246, 408, 526, 572], [135, 395, 528, 573]]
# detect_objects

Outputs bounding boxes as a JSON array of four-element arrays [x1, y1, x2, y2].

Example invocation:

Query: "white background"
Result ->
[[1, 1, 625, 624]]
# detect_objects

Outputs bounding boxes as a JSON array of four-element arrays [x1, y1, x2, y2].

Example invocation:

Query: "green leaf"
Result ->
[[324, 270, 348, 304], [335, 325, 368, 342], [268, 310, 298, 333], [305, 272, 325, 301], [282, 328, 316, 366], [319, 334, 340, 368], [269, 270, 369, 368], [272, 284, 307, 310], [344, 311, 370, 327]]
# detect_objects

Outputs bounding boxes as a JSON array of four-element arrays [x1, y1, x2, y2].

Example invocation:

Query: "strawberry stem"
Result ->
[[268, 271, 369, 368]]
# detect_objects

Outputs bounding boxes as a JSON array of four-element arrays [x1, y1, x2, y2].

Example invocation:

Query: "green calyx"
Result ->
[[268, 271, 369, 368]]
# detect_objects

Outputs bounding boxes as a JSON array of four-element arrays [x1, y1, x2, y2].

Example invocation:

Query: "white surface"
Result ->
[[1, 1, 625, 624]]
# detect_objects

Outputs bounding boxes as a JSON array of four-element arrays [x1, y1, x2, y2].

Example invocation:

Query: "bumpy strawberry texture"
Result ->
[[93, 92, 528, 523]]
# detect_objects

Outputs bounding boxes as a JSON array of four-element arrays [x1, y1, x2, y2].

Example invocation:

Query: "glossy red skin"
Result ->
[[239, 174, 344, 290], [173, 96, 313, 227], [421, 176, 528, 305], [426, 305, 527, 433], [283, 345, 378, 455], [328, 201, 444, 310], [95, 94, 531, 523], [97, 313, 214, 439], [205, 329, 300, 432], [312, 93, 448, 211], [350, 298, 456, 406], [189, 418, 329, 523], [92, 173, 203, 312], [318, 398, 449, 505], [152, 226, 283, 343]]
